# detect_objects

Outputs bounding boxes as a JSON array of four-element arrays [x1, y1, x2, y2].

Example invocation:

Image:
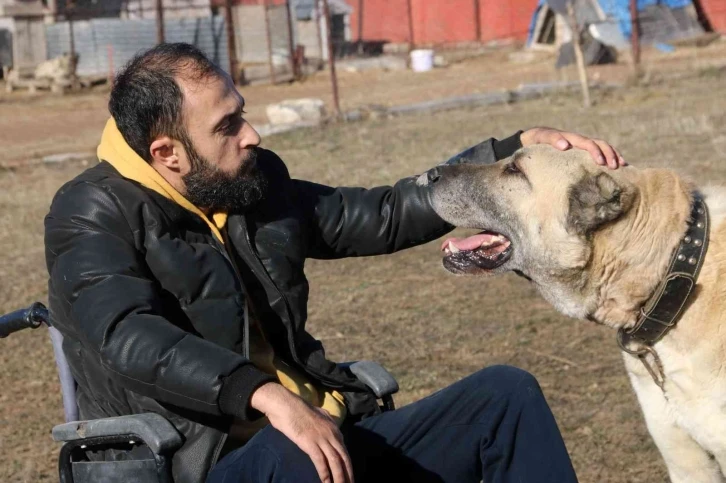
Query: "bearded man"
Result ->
[[45, 42, 623, 483]]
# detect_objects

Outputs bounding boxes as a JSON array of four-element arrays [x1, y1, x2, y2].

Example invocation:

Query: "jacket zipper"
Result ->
[[234, 217, 350, 390]]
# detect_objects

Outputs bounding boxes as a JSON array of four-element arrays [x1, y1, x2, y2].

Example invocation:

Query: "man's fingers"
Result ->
[[306, 445, 333, 483], [321, 442, 347, 483], [330, 437, 355, 483], [566, 135, 606, 166], [526, 128, 625, 168], [593, 140, 618, 169], [615, 148, 627, 166], [552, 133, 570, 151], [537, 130, 570, 150]]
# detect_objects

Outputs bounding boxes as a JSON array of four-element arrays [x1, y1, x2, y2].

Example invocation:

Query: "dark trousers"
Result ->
[[206, 365, 578, 483]]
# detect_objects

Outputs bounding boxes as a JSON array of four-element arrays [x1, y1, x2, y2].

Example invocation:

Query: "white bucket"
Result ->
[[410, 49, 434, 72]]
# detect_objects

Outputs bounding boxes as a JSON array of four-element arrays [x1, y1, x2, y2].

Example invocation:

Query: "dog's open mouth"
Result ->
[[441, 231, 512, 274]]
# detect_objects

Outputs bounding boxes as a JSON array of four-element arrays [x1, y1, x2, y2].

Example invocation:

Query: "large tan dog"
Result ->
[[425, 145, 726, 482]]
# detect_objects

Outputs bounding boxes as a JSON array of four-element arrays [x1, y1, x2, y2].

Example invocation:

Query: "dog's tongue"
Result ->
[[441, 233, 499, 252]]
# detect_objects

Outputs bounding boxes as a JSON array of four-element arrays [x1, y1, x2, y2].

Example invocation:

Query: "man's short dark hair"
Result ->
[[108, 42, 224, 162]]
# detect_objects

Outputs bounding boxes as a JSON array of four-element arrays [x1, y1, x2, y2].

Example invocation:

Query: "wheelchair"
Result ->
[[1, 302, 400, 483]]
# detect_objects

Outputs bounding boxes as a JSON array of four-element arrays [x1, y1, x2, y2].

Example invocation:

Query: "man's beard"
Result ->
[[182, 139, 268, 214]]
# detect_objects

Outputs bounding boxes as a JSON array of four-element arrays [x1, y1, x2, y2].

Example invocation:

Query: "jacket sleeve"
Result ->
[[298, 132, 523, 259], [45, 181, 273, 419]]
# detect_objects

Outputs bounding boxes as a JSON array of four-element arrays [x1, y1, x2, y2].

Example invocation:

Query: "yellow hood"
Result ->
[[97, 118, 228, 244]]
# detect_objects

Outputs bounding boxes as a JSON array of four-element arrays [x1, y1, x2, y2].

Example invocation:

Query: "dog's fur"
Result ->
[[428, 145, 726, 482]]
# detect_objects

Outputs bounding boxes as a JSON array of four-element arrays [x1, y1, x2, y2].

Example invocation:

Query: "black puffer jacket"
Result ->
[[44, 133, 521, 482]]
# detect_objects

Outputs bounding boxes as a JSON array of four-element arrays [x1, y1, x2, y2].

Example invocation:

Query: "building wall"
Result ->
[[231, 4, 291, 64], [700, 0, 726, 32], [297, 18, 321, 58], [12, 15, 45, 69], [345, 0, 538, 46], [346, 0, 410, 44], [479, 0, 538, 43]]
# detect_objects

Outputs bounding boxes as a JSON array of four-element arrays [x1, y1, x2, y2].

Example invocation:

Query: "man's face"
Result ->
[[177, 74, 266, 213]]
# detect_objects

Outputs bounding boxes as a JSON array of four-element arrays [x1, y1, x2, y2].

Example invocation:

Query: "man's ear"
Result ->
[[567, 171, 626, 235], [149, 136, 180, 172]]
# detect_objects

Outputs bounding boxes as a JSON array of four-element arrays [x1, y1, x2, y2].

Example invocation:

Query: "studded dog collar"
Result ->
[[617, 195, 709, 390]]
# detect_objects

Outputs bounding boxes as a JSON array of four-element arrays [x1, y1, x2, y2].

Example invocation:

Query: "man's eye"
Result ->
[[504, 162, 521, 175], [224, 117, 243, 134]]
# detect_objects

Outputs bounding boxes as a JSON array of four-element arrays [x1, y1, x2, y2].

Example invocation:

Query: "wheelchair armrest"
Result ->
[[52, 413, 183, 455], [340, 360, 399, 399]]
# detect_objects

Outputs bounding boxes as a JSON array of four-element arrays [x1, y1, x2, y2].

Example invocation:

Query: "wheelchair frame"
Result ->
[[1, 302, 400, 483]]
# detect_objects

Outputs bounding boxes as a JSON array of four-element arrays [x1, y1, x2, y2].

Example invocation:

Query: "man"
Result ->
[[45, 43, 623, 483]]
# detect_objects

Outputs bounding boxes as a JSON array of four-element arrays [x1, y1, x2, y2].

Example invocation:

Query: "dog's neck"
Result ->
[[586, 169, 694, 330]]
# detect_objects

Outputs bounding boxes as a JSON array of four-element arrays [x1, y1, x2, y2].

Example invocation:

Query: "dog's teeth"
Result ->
[[449, 244, 460, 254], [481, 236, 502, 247]]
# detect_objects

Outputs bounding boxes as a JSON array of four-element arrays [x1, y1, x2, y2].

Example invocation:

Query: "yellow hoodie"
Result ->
[[97, 118, 346, 441]]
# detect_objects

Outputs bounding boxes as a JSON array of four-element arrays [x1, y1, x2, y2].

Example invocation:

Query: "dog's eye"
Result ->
[[504, 162, 521, 175]]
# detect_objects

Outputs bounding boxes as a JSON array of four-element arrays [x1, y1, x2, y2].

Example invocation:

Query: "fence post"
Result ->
[[224, 0, 239, 84], [473, 0, 481, 42], [67, 3, 75, 63], [263, 0, 277, 84], [630, 0, 641, 69], [565, 1, 591, 108], [357, 0, 364, 54], [284, 0, 298, 80], [406, 0, 414, 50], [321, 0, 341, 118], [67, 0, 78, 88], [155, 0, 165, 44]]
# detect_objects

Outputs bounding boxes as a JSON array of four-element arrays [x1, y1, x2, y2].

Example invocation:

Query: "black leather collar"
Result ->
[[618, 195, 709, 353]]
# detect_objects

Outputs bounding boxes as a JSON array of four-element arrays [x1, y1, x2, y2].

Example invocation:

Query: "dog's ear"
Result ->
[[568, 172, 624, 235]]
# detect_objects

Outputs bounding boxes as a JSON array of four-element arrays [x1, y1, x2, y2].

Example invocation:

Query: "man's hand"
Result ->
[[250, 382, 354, 483], [520, 127, 625, 169]]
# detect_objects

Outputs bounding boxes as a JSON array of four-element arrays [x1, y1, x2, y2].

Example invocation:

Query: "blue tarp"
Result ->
[[527, 0, 695, 46]]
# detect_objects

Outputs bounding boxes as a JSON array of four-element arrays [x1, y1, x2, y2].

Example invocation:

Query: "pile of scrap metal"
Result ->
[[527, 0, 716, 67]]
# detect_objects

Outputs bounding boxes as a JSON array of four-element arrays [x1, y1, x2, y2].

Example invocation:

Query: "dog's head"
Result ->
[[428, 144, 638, 319]]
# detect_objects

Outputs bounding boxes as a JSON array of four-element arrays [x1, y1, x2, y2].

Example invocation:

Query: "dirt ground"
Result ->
[[1, 45, 726, 482], [1, 40, 726, 167]]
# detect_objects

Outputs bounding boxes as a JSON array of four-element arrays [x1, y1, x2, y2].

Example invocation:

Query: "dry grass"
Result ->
[[2, 40, 726, 167], [1, 65, 725, 482]]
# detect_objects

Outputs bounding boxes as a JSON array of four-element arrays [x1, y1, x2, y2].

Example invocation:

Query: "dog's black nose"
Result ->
[[427, 167, 442, 184]]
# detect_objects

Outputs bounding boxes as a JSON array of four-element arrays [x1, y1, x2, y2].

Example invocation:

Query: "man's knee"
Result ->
[[208, 427, 318, 482], [469, 365, 544, 402]]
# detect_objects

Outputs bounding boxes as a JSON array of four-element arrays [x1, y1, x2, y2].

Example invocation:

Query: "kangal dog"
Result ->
[[425, 145, 726, 482]]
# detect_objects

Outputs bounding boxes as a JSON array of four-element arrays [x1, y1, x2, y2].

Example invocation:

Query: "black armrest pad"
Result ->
[[341, 361, 399, 398], [52, 413, 182, 455]]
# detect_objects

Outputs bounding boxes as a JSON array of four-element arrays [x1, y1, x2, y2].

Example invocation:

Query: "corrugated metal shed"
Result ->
[[45, 15, 228, 77]]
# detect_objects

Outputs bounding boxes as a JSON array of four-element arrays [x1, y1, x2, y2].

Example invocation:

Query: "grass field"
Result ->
[[1, 59, 725, 482]]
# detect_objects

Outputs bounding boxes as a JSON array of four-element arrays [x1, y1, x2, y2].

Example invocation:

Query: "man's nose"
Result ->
[[239, 122, 261, 150]]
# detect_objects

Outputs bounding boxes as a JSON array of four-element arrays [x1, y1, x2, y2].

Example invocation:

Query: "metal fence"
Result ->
[[0, 2, 300, 85], [46, 15, 229, 78]]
